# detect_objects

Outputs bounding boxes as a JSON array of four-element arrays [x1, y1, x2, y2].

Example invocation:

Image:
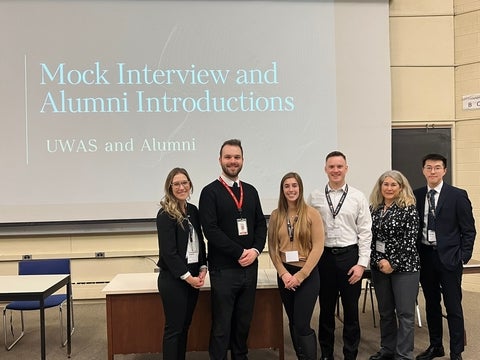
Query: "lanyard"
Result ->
[[219, 177, 244, 213], [325, 184, 348, 219], [379, 205, 391, 228], [185, 217, 198, 253], [187, 218, 194, 242], [287, 215, 298, 242], [427, 190, 436, 219]]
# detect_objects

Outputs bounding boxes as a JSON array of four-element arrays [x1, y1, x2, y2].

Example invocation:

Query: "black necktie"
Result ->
[[232, 182, 240, 199], [427, 189, 436, 230]]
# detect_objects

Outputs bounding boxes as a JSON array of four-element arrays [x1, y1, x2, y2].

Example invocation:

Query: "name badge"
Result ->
[[327, 225, 341, 239], [187, 250, 199, 264], [237, 218, 248, 236], [428, 230, 437, 243], [285, 250, 299, 263], [376, 241, 386, 253]]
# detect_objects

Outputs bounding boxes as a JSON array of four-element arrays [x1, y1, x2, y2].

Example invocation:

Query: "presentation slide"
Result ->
[[0, 0, 391, 226]]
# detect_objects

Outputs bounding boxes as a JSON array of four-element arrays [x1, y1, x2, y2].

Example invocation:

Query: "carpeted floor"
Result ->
[[1, 289, 479, 359]]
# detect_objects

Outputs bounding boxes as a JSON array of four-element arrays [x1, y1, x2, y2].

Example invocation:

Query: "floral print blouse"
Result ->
[[370, 203, 420, 272]]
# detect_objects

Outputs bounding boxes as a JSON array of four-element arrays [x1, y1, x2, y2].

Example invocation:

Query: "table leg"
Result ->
[[67, 278, 72, 358], [40, 299, 46, 360]]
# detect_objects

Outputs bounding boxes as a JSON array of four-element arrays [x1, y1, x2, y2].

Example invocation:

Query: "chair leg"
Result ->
[[59, 297, 75, 347], [362, 279, 377, 328], [415, 299, 422, 328], [3, 308, 25, 351], [369, 281, 376, 328], [362, 279, 369, 313]]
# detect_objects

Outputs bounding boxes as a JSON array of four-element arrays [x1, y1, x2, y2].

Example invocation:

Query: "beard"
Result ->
[[221, 163, 242, 179]]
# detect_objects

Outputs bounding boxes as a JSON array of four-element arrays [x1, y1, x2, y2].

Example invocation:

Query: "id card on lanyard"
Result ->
[[219, 177, 248, 236], [376, 208, 389, 254]]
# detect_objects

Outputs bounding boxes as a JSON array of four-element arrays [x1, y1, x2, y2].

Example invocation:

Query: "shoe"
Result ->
[[320, 357, 334, 360], [416, 345, 445, 360], [450, 353, 462, 360], [369, 350, 395, 360]]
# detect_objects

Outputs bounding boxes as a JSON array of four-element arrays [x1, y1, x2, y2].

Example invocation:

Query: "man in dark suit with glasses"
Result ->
[[414, 153, 476, 360]]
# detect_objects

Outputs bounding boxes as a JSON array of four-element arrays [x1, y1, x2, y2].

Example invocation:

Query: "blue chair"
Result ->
[[2, 258, 75, 350]]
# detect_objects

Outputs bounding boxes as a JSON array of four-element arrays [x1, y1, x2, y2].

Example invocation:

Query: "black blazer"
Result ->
[[414, 183, 476, 271], [156, 203, 207, 278]]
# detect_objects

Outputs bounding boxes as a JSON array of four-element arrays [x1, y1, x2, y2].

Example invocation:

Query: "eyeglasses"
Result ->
[[424, 166, 444, 172], [171, 180, 190, 189]]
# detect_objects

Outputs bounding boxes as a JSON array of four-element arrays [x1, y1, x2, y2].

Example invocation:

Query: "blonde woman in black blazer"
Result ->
[[156, 167, 207, 360]]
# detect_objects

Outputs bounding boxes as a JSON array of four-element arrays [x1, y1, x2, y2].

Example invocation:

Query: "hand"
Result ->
[[198, 268, 208, 281], [185, 275, 204, 289], [378, 259, 394, 274], [281, 273, 300, 291], [238, 248, 258, 267], [347, 264, 365, 285]]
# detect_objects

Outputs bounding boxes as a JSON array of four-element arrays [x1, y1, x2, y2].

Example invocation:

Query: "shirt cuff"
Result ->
[[180, 271, 191, 280], [358, 256, 370, 268]]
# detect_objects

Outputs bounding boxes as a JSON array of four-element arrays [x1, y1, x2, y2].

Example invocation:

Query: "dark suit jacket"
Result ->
[[156, 203, 207, 278], [414, 183, 476, 271]]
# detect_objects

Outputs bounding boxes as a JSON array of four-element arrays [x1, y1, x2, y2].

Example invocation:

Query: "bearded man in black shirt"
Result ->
[[199, 139, 267, 360]]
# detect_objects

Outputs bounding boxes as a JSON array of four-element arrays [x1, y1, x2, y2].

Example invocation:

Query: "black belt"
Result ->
[[325, 244, 358, 255]]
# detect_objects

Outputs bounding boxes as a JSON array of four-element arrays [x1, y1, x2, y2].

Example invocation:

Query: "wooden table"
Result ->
[[102, 269, 284, 360], [0, 274, 72, 359], [462, 263, 480, 275]]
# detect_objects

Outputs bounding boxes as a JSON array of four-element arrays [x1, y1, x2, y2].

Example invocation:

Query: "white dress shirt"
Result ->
[[308, 183, 372, 267]]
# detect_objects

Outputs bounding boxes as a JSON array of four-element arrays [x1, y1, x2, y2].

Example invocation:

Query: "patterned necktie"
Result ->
[[427, 189, 436, 230]]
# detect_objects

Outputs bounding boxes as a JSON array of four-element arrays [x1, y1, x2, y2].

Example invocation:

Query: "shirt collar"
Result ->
[[428, 181, 443, 194], [220, 174, 239, 187], [327, 183, 347, 193]]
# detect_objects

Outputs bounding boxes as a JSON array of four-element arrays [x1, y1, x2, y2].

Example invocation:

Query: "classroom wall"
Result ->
[[1, 0, 480, 298], [454, 1, 480, 291], [391, 0, 480, 291]]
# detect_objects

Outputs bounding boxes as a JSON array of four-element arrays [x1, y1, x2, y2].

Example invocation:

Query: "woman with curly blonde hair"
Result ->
[[156, 167, 207, 360]]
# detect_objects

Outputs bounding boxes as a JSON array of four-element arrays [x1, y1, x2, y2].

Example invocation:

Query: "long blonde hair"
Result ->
[[270, 172, 312, 254], [159, 167, 193, 226], [369, 170, 416, 208]]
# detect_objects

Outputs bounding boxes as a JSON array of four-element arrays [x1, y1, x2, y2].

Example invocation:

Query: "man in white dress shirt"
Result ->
[[308, 151, 372, 360]]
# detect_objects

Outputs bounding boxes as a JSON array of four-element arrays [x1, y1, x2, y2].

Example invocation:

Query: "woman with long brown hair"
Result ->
[[268, 172, 324, 360]]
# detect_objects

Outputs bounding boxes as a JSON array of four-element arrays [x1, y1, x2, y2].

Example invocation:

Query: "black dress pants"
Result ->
[[158, 268, 200, 360], [279, 262, 320, 337], [318, 246, 361, 360], [208, 264, 258, 360], [419, 244, 464, 355]]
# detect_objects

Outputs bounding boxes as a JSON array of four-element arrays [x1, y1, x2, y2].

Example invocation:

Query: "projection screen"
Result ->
[[0, 0, 391, 231]]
